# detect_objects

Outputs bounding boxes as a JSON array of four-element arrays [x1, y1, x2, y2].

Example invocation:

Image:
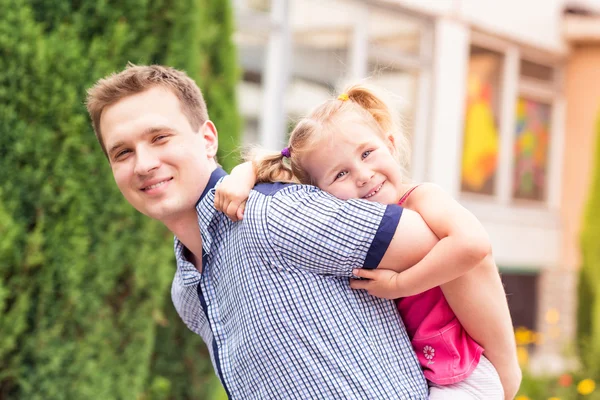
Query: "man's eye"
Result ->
[[153, 135, 168, 143], [362, 150, 372, 159], [115, 149, 130, 159]]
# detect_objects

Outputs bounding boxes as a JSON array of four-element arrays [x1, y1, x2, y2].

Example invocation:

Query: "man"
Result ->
[[86, 64, 439, 399]]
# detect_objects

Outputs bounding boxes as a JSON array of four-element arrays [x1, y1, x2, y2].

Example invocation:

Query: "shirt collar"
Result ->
[[174, 166, 228, 285], [197, 166, 228, 205]]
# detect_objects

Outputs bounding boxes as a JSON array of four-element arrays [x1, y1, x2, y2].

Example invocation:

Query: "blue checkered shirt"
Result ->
[[171, 168, 428, 399]]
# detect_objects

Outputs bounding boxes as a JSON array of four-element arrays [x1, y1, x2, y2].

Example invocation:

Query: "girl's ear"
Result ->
[[386, 133, 397, 154]]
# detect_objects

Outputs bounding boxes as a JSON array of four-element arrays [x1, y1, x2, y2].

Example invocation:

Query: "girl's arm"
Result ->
[[214, 161, 256, 221], [358, 183, 491, 297], [352, 184, 521, 398], [441, 257, 521, 400]]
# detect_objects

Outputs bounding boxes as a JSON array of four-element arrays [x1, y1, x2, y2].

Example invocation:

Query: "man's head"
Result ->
[[86, 64, 218, 224]]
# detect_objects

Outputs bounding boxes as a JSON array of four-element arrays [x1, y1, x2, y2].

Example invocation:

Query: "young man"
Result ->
[[86, 64, 439, 399]]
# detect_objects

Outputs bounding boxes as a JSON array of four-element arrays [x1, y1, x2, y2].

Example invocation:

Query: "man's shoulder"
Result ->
[[250, 182, 321, 198]]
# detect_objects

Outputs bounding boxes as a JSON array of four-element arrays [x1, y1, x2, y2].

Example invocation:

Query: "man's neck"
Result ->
[[165, 210, 204, 272]]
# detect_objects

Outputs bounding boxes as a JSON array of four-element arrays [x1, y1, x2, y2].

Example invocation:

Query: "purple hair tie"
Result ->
[[281, 147, 291, 158]]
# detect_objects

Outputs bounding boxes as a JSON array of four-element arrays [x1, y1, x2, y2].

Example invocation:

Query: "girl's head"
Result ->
[[251, 83, 411, 204]]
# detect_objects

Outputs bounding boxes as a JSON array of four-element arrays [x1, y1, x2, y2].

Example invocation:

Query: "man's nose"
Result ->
[[134, 148, 160, 175]]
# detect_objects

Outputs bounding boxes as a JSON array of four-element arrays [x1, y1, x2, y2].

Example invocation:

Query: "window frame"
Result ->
[[460, 31, 565, 213]]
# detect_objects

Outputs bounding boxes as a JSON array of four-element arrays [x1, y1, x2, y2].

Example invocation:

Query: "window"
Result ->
[[513, 98, 551, 201], [520, 59, 554, 82], [513, 58, 556, 203], [285, 29, 350, 120], [461, 47, 503, 195], [234, 0, 431, 152], [460, 37, 560, 207], [235, 31, 268, 145], [501, 270, 539, 331], [367, 8, 427, 175]]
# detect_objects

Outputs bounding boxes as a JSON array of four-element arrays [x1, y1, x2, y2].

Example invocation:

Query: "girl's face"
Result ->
[[301, 116, 405, 204]]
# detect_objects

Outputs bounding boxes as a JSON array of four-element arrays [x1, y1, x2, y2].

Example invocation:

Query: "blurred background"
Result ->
[[1, 0, 600, 399]]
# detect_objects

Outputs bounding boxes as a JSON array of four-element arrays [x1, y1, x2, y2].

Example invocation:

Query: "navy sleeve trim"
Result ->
[[363, 205, 403, 269]]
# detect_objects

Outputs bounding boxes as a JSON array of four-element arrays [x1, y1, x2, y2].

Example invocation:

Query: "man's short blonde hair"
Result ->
[[86, 63, 208, 157]]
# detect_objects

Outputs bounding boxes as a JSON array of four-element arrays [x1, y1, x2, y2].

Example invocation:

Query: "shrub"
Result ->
[[578, 112, 600, 379], [0, 0, 240, 398]]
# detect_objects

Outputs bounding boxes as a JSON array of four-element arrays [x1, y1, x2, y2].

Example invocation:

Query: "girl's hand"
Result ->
[[350, 268, 405, 299], [215, 162, 256, 221]]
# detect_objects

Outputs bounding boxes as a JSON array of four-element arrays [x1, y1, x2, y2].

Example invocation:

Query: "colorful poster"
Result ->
[[513, 98, 550, 201], [461, 53, 501, 195]]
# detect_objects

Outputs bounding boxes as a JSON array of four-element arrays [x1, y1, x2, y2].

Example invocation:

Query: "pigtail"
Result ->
[[245, 147, 298, 184], [345, 84, 394, 133]]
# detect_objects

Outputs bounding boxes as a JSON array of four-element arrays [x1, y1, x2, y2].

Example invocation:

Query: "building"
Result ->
[[232, 0, 600, 372]]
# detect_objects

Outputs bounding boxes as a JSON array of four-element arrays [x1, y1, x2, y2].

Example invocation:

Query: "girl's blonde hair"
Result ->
[[250, 83, 411, 185]]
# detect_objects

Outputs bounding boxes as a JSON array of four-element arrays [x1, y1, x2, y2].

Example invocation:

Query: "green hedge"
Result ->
[[0, 0, 240, 398], [578, 112, 600, 379]]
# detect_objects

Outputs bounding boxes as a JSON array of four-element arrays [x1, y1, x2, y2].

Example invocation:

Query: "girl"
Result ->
[[215, 84, 521, 399]]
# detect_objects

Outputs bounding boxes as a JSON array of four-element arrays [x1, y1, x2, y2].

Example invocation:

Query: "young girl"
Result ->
[[214, 84, 521, 399]]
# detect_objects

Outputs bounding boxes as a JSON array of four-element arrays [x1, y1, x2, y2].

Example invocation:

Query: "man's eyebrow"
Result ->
[[108, 141, 125, 158], [107, 126, 174, 157]]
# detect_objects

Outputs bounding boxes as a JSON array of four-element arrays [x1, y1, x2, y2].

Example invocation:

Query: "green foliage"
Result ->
[[0, 0, 240, 398], [578, 112, 600, 379]]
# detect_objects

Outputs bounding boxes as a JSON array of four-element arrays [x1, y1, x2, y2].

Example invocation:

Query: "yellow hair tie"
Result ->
[[337, 93, 349, 101]]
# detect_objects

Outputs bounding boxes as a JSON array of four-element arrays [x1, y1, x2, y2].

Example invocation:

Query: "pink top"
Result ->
[[396, 186, 484, 385]]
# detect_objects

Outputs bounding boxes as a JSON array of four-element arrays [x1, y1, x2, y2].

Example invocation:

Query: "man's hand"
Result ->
[[350, 268, 405, 299]]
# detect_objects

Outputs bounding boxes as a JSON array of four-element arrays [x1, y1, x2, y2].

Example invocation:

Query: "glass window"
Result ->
[[367, 10, 423, 172], [501, 271, 539, 331], [235, 30, 268, 145], [520, 59, 554, 82], [285, 33, 350, 120], [460, 46, 503, 195], [368, 7, 421, 56], [513, 98, 551, 201], [367, 64, 419, 136], [285, 1, 352, 120]]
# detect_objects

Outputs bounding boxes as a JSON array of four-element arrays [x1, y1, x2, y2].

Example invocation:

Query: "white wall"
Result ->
[[393, 0, 568, 53], [459, 0, 567, 53], [380, 0, 457, 16]]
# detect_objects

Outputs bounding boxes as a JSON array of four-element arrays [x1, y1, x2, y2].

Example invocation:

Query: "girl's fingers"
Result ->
[[226, 201, 241, 222], [349, 278, 369, 290], [236, 201, 247, 221], [214, 191, 221, 210], [352, 268, 375, 279]]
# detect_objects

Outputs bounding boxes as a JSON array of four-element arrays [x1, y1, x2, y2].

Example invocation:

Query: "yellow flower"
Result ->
[[548, 397, 561, 400], [577, 379, 596, 395], [515, 396, 531, 400], [515, 327, 533, 345]]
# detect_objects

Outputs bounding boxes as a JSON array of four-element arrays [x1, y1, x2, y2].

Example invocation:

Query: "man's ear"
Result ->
[[201, 120, 218, 158]]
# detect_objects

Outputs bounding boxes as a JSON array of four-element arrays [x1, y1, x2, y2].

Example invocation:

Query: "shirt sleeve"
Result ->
[[265, 185, 403, 277]]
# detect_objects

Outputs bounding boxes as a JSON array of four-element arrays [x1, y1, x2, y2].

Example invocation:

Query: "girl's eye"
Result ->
[[335, 171, 348, 180], [362, 150, 372, 159]]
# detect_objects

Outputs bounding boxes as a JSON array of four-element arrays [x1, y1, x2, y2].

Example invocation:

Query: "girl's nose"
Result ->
[[356, 168, 374, 187]]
